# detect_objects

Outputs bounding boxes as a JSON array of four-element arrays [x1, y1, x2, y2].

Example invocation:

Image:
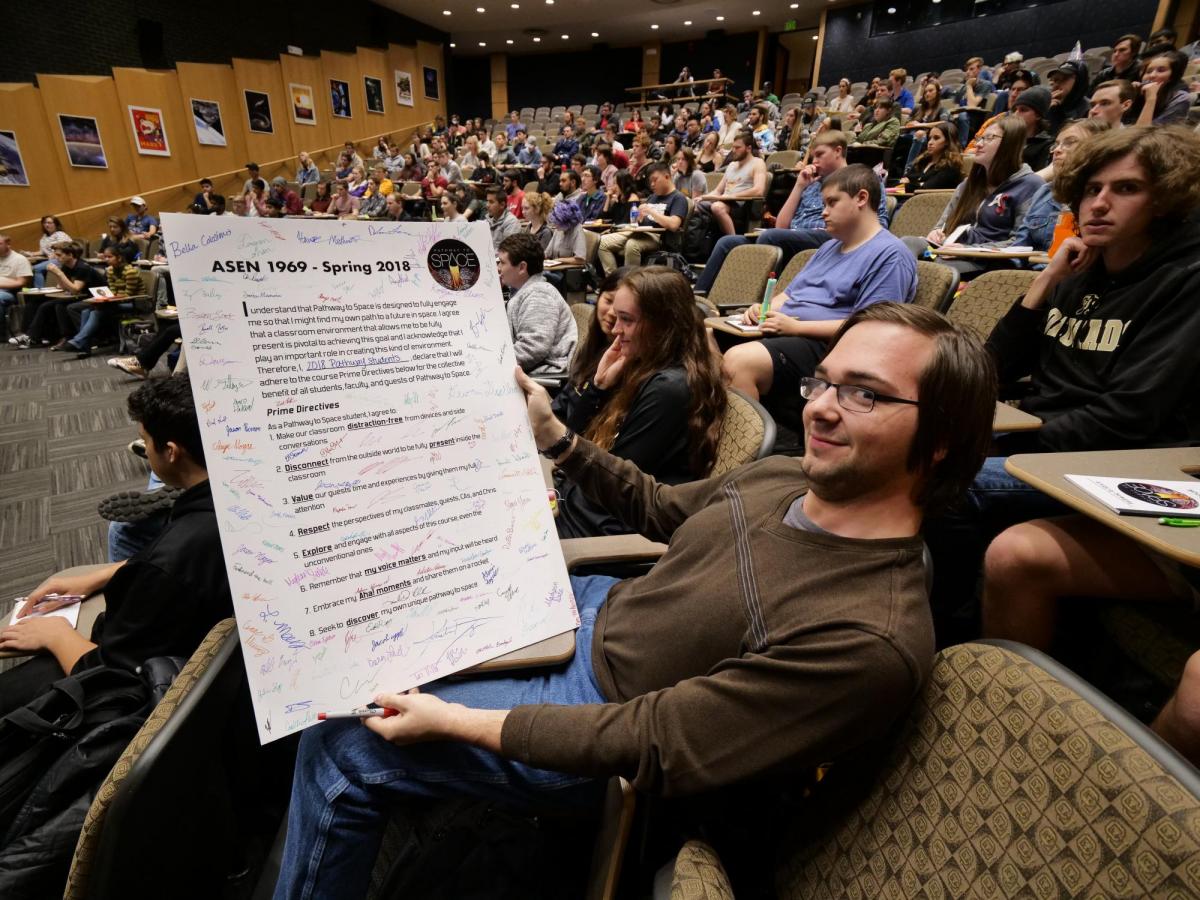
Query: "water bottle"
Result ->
[[629, 203, 639, 226]]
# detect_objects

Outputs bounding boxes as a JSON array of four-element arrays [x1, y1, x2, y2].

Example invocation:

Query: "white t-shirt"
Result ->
[[39, 230, 70, 256], [0, 249, 33, 280]]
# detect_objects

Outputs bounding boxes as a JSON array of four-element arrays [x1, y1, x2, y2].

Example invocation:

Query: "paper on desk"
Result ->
[[9, 598, 81, 628], [1066, 475, 1200, 518], [724, 316, 763, 332]]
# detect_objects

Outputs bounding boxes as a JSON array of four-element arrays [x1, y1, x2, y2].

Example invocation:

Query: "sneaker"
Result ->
[[127, 438, 147, 459], [97, 486, 183, 523], [10, 334, 30, 348], [108, 357, 147, 378]]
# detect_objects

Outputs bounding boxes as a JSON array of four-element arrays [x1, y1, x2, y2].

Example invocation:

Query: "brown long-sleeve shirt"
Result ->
[[500, 439, 934, 797]]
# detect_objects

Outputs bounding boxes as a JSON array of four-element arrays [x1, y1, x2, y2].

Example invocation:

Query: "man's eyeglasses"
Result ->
[[799, 377, 921, 414]]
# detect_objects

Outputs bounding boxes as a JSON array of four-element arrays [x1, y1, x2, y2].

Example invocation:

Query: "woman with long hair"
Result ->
[[1135, 50, 1192, 125], [602, 172, 640, 224], [696, 131, 723, 172], [398, 152, 424, 182], [672, 148, 706, 197], [550, 266, 727, 538], [920, 116, 1044, 274], [521, 191, 554, 248], [97, 216, 130, 254], [900, 121, 965, 191], [623, 108, 644, 133], [32, 215, 70, 288], [776, 107, 798, 152], [346, 165, 369, 197]]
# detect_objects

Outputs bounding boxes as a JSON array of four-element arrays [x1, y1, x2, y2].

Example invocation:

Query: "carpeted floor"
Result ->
[[0, 348, 154, 606]]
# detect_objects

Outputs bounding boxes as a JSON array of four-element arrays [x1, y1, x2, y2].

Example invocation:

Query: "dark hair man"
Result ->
[[496, 232, 576, 376], [1089, 79, 1137, 126], [597, 163, 688, 273], [1090, 33, 1143, 91], [0, 374, 231, 707], [269, 300, 998, 899], [485, 186, 521, 245]]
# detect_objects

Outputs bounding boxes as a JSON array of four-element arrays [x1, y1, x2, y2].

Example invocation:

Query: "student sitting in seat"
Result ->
[[60, 242, 143, 358], [899, 121, 966, 192], [696, 132, 769, 237], [908, 117, 1044, 277], [0, 374, 232, 714], [270, 302, 998, 900], [722, 165, 916, 403], [925, 125, 1200, 643], [551, 267, 726, 538], [497, 233, 576, 377]]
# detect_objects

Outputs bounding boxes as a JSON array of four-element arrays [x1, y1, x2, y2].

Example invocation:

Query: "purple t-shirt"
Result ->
[[779, 228, 917, 320]]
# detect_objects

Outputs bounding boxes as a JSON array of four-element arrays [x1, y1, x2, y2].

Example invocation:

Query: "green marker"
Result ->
[[1158, 517, 1200, 527], [759, 272, 777, 326]]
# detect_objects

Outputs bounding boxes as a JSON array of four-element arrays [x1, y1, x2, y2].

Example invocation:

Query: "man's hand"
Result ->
[[514, 367, 569, 451], [364, 690, 509, 753], [18, 565, 115, 618], [795, 163, 819, 188], [1023, 237, 1097, 310], [758, 309, 802, 336], [0, 615, 77, 654]]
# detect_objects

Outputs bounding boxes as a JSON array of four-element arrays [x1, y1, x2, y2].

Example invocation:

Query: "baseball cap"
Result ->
[[1004, 51, 1024, 63], [271, 176, 287, 186], [130, 196, 146, 206]]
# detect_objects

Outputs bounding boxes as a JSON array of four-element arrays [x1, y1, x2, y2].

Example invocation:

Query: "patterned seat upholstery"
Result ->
[[890, 191, 954, 238], [711, 388, 776, 477], [945, 269, 1039, 339], [914, 259, 959, 312], [776, 642, 1200, 899], [64, 618, 243, 899], [670, 840, 735, 900], [570, 301, 595, 345], [706, 244, 783, 312], [665, 642, 1200, 899], [776, 248, 819, 290]]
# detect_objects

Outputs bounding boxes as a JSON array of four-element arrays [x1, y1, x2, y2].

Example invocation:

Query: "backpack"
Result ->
[[644, 250, 697, 285], [0, 658, 183, 898], [682, 203, 716, 263]]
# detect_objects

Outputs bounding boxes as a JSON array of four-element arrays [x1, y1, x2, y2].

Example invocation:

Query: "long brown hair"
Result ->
[[585, 267, 727, 477], [915, 79, 942, 121], [913, 121, 964, 173], [569, 267, 629, 389], [946, 116, 1027, 232]]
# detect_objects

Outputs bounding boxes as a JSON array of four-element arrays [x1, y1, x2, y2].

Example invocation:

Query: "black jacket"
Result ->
[[987, 222, 1200, 453], [902, 159, 964, 191], [1023, 130, 1054, 172], [76, 480, 232, 673], [551, 368, 695, 538], [1046, 60, 1090, 136]]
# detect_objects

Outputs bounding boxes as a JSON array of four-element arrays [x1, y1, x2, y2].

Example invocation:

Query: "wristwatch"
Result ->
[[540, 428, 575, 460]]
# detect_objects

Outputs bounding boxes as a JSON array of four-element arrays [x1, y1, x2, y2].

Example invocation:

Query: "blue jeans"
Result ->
[[925, 456, 1068, 645], [695, 229, 832, 294], [107, 471, 169, 562], [69, 301, 131, 350], [0, 289, 16, 336], [272, 574, 619, 900], [32, 260, 50, 289]]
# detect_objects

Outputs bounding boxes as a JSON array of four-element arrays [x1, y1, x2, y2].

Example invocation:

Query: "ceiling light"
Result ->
[[561, 33, 569, 38], [651, 23, 659, 29], [442, 9, 451, 14], [716, 15, 725, 21], [479, 41, 487, 46], [752, 9, 761, 14], [449, 42, 456, 47], [476, 5, 486, 11], [591, 31, 599, 36], [811, 34, 818, 39], [533, 36, 541, 41], [684, 19, 692, 24], [506, 38, 514, 43], [790, 2, 798, 6]]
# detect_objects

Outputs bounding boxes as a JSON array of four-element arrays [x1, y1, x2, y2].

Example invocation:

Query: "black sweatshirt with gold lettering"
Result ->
[[986, 222, 1200, 453]]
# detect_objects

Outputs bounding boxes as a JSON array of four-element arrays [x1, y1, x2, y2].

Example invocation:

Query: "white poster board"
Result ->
[[161, 215, 578, 742]]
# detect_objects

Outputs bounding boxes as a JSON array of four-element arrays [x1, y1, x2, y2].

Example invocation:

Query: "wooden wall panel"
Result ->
[[319, 51, 362, 148], [36, 74, 139, 211], [490, 54, 509, 123], [174, 62, 248, 180], [356, 47, 395, 135], [230, 58, 291, 167], [111, 67, 198, 194], [416, 42, 448, 126], [0, 83, 70, 242], [278, 54, 330, 160], [386, 43, 420, 134]]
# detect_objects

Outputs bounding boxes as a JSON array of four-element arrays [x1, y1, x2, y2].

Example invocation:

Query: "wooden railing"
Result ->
[[2, 122, 434, 253], [624, 77, 737, 105]]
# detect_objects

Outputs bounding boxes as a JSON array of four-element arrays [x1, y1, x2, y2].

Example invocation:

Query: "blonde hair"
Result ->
[[522, 190, 555, 219]]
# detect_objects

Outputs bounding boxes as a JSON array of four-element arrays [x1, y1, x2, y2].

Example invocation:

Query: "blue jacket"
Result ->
[[1010, 180, 1059, 256], [935, 164, 1044, 247]]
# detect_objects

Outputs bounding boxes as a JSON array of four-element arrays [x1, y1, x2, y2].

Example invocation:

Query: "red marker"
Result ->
[[317, 707, 399, 720]]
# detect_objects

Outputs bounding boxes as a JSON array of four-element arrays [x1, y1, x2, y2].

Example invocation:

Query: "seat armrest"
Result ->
[[561, 534, 668, 571]]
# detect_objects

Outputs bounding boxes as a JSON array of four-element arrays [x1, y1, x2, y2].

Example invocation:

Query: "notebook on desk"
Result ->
[[1066, 475, 1200, 519]]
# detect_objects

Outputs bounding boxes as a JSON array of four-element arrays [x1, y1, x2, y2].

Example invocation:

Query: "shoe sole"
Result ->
[[97, 487, 183, 523]]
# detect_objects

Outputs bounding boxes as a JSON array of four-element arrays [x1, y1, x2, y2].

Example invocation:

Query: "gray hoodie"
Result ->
[[506, 273, 576, 376]]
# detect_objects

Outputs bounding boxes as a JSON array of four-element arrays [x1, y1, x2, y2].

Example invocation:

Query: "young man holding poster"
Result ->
[[271, 302, 998, 899]]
